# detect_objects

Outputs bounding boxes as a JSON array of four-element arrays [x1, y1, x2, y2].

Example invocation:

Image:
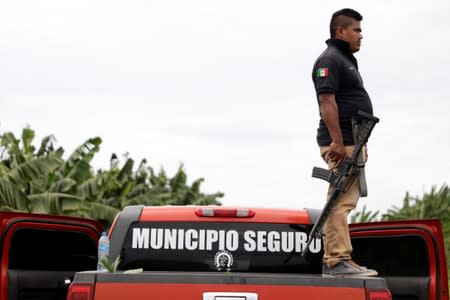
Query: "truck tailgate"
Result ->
[[75, 271, 388, 300]]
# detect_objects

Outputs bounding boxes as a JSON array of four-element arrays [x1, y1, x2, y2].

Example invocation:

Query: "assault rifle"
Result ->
[[301, 111, 379, 257]]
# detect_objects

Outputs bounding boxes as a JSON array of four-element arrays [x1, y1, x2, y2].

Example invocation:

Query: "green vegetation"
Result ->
[[100, 256, 143, 273], [0, 127, 223, 227]]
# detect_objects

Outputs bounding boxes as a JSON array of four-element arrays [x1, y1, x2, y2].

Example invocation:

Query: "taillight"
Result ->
[[367, 289, 392, 300], [195, 208, 255, 218], [66, 283, 94, 300]]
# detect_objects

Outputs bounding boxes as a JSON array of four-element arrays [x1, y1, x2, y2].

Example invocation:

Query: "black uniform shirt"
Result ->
[[312, 38, 373, 146]]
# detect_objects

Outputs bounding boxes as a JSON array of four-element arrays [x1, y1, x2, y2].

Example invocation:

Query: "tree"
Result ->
[[382, 185, 449, 222], [350, 204, 379, 223], [0, 128, 78, 214], [0, 127, 223, 227]]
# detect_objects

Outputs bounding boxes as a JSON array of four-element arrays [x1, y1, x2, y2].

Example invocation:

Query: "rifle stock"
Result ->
[[301, 111, 379, 257]]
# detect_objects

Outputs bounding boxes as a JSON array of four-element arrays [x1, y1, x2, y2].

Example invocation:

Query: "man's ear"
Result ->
[[335, 26, 344, 38]]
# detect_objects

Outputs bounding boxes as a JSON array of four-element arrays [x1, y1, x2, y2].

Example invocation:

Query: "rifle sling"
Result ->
[[352, 118, 368, 197]]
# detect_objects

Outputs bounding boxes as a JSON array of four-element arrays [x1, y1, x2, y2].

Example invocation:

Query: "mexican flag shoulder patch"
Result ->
[[316, 67, 329, 78]]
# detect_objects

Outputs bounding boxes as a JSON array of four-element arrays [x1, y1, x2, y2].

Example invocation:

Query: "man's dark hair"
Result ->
[[330, 8, 363, 38]]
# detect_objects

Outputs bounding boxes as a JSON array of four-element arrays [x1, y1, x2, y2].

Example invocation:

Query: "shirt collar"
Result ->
[[326, 38, 351, 53], [326, 38, 358, 68]]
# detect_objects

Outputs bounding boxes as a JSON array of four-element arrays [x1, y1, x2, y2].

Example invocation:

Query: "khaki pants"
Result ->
[[319, 145, 363, 268]]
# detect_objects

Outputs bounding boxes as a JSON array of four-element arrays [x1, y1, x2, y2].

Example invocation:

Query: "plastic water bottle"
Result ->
[[97, 232, 110, 271]]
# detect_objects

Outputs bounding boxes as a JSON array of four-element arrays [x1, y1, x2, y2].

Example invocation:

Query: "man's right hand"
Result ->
[[328, 142, 346, 167]]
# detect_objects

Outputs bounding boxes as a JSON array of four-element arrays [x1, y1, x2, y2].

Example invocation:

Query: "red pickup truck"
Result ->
[[0, 206, 448, 300]]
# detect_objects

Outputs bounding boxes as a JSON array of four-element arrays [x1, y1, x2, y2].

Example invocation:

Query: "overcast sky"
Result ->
[[1, 0, 449, 217]]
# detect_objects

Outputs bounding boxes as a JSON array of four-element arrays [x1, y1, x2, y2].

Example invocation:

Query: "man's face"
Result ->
[[339, 20, 363, 53]]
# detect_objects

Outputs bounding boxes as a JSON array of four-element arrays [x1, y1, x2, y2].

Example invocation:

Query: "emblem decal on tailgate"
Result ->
[[214, 250, 234, 272]]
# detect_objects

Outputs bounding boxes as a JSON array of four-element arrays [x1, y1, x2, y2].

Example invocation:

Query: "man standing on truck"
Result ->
[[312, 8, 378, 277]]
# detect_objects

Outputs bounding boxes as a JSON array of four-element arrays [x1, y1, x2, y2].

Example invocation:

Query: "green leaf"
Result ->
[[118, 158, 134, 183], [169, 164, 187, 192], [101, 256, 121, 273], [100, 256, 142, 273], [0, 178, 30, 211], [49, 178, 77, 193], [88, 202, 120, 223], [0, 163, 11, 176], [123, 193, 161, 206], [66, 159, 93, 183], [77, 177, 100, 200], [7, 156, 62, 189], [36, 135, 56, 157], [190, 178, 204, 194], [29, 193, 82, 214], [1, 132, 23, 166], [128, 183, 148, 198], [63, 137, 101, 176], [350, 205, 379, 223], [21, 127, 35, 155]]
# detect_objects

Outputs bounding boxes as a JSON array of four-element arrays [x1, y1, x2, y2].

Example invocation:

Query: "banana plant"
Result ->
[[1, 126, 224, 228], [100, 256, 143, 274]]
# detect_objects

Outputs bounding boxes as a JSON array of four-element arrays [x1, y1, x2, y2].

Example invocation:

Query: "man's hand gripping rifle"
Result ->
[[301, 111, 379, 257]]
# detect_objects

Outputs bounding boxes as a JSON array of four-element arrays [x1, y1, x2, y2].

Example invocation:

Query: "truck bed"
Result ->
[[74, 271, 388, 300]]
